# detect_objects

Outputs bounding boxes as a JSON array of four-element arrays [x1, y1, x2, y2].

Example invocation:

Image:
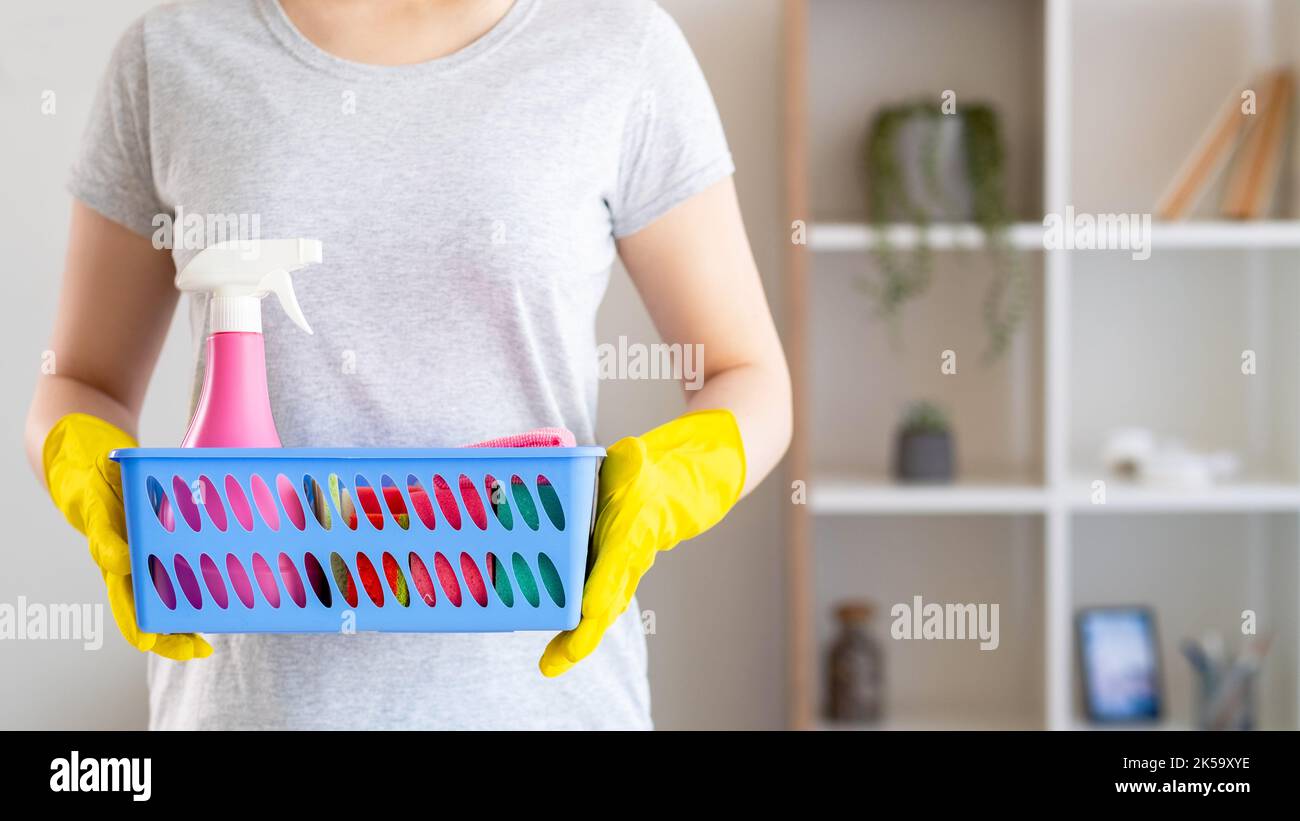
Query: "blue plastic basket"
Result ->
[[109, 448, 603, 634]]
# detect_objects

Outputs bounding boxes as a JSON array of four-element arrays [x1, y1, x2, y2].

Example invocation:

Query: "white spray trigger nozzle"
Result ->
[[259, 268, 313, 334], [176, 238, 322, 335]]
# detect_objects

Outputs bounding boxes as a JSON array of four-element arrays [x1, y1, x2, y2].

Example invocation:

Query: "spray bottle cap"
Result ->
[[175, 239, 322, 334]]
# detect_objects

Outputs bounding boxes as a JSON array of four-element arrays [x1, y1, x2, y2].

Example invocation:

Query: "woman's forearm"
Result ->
[[26, 202, 178, 487], [25, 376, 141, 488], [686, 359, 792, 498], [615, 177, 792, 500]]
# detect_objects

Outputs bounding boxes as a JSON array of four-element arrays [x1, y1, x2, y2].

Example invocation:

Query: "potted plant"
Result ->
[[893, 401, 955, 482], [863, 101, 1029, 359]]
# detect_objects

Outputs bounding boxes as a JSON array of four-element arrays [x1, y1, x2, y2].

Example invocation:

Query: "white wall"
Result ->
[[0, 0, 786, 730]]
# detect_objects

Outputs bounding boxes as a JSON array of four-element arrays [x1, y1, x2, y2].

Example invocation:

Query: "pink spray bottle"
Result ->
[[173, 239, 321, 608], [176, 238, 321, 447]]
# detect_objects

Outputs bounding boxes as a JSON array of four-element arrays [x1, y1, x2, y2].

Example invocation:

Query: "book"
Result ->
[[1220, 68, 1294, 220], [1155, 72, 1267, 220]]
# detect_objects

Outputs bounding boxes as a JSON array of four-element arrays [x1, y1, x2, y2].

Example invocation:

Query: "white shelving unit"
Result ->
[[784, 0, 1300, 731]]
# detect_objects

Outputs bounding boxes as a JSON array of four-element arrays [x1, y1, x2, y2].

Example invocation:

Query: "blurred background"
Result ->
[[1, 0, 1297, 730]]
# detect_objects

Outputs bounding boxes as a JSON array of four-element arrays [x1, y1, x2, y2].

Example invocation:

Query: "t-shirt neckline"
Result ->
[[256, 0, 538, 80]]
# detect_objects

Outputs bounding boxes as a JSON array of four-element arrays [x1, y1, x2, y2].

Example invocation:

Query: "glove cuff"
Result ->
[[43, 413, 137, 530], [637, 408, 747, 541]]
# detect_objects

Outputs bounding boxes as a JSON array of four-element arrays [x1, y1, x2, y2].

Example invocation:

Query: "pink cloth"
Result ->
[[464, 427, 577, 448], [459, 428, 576, 583]]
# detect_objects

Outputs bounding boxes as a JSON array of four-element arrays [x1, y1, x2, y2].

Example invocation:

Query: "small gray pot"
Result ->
[[894, 431, 954, 482]]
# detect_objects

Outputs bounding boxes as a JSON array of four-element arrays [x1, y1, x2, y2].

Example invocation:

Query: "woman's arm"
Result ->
[[31, 201, 210, 660], [25, 201, 177, 484], [615, 177, 791, 496], [540, 177, 788, 674]]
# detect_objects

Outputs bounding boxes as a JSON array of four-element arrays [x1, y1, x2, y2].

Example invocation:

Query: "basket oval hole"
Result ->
[[198, 475, 228, 532], [330, 552, 358, 608], [251, 553, 281, 608], [405, 475, 436, 530], [328, 474, 358, 531], [382, 553, 410, 607], [353, 475, 384, 531], [199, 554, 229, 609], [484, 475, 512, 530], [537, 553, 565, 608], [460, 553, 488, 607], [536, 476, 566, 531], [148, 555, 177, 610], [146, 476, 175, 532], [380, 475, 410, 529], [278, 553, 307, 608], [511, 475, 540, 531], [433, 552, 462, 607], [458, 475, 488, 530], [224, 476, 255, 531], [173, 555, 203, 609], [226, 555, 256, 609], [171, 475, 203, 532], [248, 475, 280, 531], [486, 552, 513, 606], [511, 553, 541, 608], [408, 553, 436, 606], [276, 474, 307, 531], [303, 476, 331, 530], [355, 553, 385, 607], [303, 553, 332, 607], [432, 475, 461, 530]]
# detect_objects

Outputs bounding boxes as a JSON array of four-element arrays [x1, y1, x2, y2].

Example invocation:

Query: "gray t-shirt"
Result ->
[[69, 0, 732, 729]]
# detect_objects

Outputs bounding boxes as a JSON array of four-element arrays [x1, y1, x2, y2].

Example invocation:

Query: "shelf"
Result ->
[[811, 475, 1300, 514], [1145, 222, 1300, 249], [820, 712, 1044, 731], [1069, 260, 1300, 489], [807, 251, 1045, 484], [810, 475, 1047, 515], [814, 515, 1046, 725], [808, 222, 1043, 252], [1068, 720, 1193, 732], [830, 716, 1270, 732], [808, 220, 1300, 252], [1067, 479, 1300, 513], [806, 0, 1044, 220], [1071, 513, 1299, 731], [1069, 0, 1300, 218]]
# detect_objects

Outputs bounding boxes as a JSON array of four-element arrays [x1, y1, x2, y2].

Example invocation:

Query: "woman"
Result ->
[[26, 0, 790, 730]]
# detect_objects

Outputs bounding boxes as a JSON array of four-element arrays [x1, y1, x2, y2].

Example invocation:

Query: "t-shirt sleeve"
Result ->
[[609, 4, 735, 238], [67, 16, 166, 239]]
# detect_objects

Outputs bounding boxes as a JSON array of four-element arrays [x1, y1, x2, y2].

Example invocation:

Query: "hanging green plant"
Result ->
[[964, 105, 1030, 359], [862, 100, 1029, 359], [862, 103, 935, 327]]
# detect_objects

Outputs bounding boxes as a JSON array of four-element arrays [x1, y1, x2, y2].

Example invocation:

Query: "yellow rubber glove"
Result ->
[[540, 409, 745, 676], [43, 413, 212, 661]]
